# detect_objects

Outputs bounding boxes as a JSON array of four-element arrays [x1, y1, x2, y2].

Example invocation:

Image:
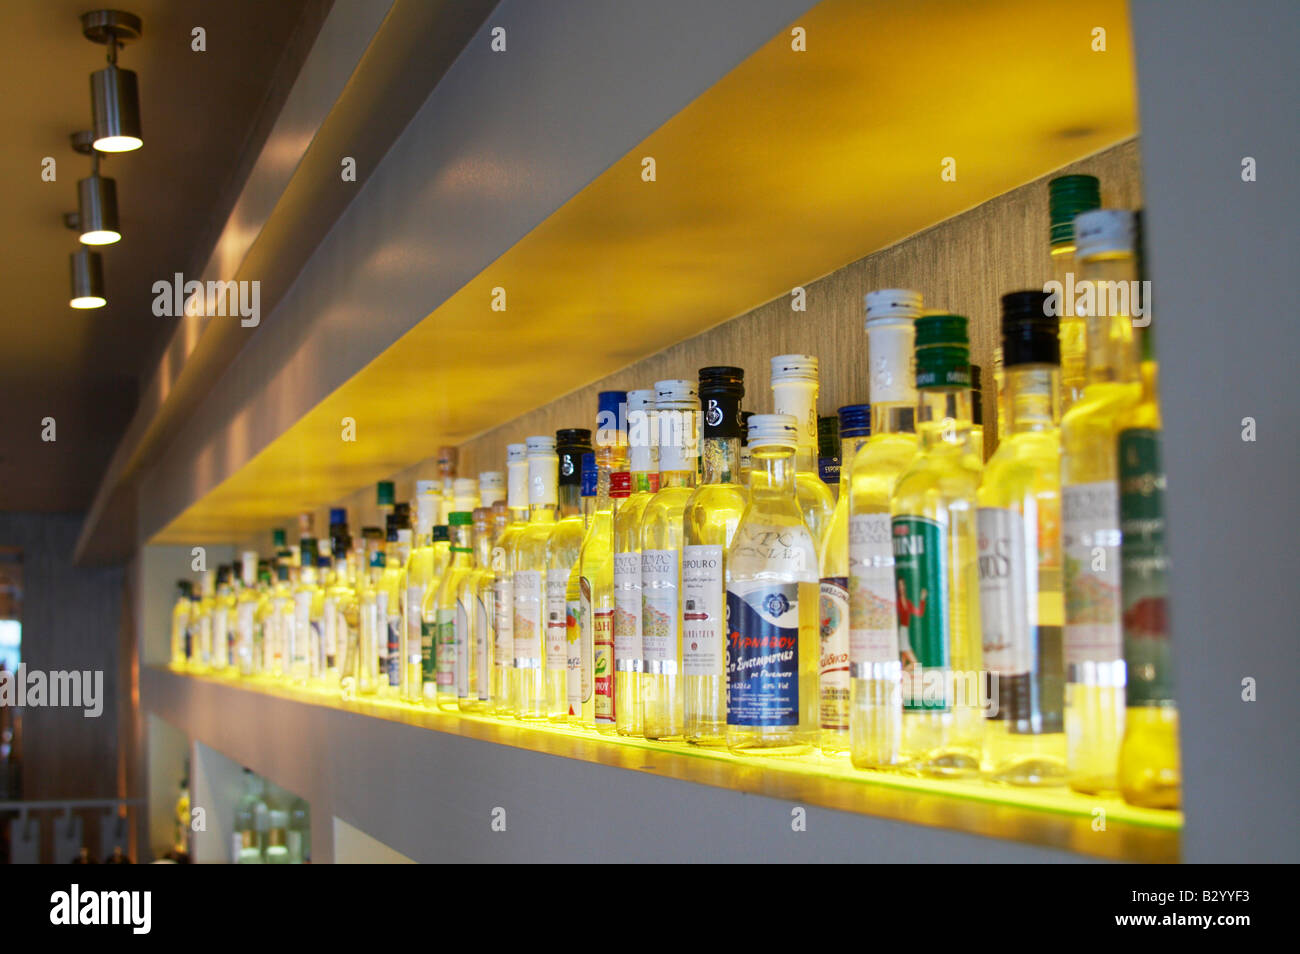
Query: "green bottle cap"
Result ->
[[376, 481, 395, 506], [272, 528, 286, 548], [432, 525, 449, 542], [915, 314, 971, 389], [449, 511, 473, 526], [1049, 174, 1101, 248]]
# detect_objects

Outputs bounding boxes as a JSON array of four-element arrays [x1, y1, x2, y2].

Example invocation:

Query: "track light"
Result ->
[[70, 248, 107, 309], [82, 10, 143, 153], [70, 131, 120, 245]]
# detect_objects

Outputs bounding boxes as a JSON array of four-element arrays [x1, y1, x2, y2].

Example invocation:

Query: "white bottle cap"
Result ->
[[654, 379, 697, 407], [506, 443, 527, 463], [1074, 209, 1134, 259], [454, 477, 478, 495], [415, 479, 437, 495], [864, 289, 923, 325], [479, 471, 504, 491], [526, 435, 556, 456], [770, 354, 819, 383], [746, 414, 799, 450]]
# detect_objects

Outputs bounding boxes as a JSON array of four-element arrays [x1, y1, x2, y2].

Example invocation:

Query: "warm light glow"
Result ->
[[79, 229, 121, 246], [92, 134, 143, 153], [70, 295, 107, 309]]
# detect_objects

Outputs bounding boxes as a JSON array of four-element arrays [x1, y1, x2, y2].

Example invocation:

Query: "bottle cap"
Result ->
[[1001, 290, 1060, 366], [299, 538, 318, 562], [453, 477, 478, 496], [506, 443, 527, 463], [415, 479, 436, 495], [449, 511, 473, 526], [654, 379, 696, 407], [698, 367, 744, 438], [362, 525, 382, 540], [915, 313, 969, 349], [432, 525, 449, 542], [580, 452, 598, 497], [596, 391, 628, 448], [479, 471, 504, 492], [317, 553, 330, 568], [746, 413, 799, 449], [769, 354, 818, 383], [1049, 174, 1101, 247], [436, 445, 458, 471], [864, 289, 923, 325], [376, 481, 395, 507], [1074, 208, 1134, 259], [328, 508, 347, 528], [272, 528, 286, 548], [740, 410, 754, 445], [384, 516, 398, 541], [610, 471, 632, 498], [472, 507, 490, 524], [698, 366, 744, 395], [526, 435, 556, 455], [915, 314, 971, 389], [837, 403, 871, 439], [556, 428, 592, 485]]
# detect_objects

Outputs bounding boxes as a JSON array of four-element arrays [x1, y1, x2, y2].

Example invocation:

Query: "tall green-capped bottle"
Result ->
[[432, 511, 474, 711], [1049, 174, 1102, 414]]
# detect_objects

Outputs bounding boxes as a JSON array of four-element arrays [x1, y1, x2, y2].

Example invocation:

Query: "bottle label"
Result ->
[[456, 597, 471, 698], [848, 513, 899, 670], [613, 551, 642, 670], [494, 575, 513, 668], [566, 595, 582, 713], [545, 569, 570, 672], [593, 607, 615, 723], [725, 581, 800, 726], [681, 545, 725, 677], [818, 577, 850, 730], [421, 618, 436, 685], [976, 508, 1033, 675], [1062, 480, 1123, 664], [513, 570, 543, 665], [1118, 429, 1171, 705], [578, 579, 594, 706], [436, 607, 456, 688], [891, 515, 949, 711], [640, 549, 678, 674], [293, 592, 312, 668]]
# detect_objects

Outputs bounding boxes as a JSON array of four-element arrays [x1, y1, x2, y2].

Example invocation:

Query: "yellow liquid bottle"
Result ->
[[848, 290, 922, 769], [1061, 209, 1141, 794], [568, 452, 602, 728], [475, 502, 509, 711], [682, 368, 747, 746], [891, 315, 984, 779], [402, 481, 439, 703], [977, 291, 1066, 785], [612, 389, 658, 737], [771, 355, 836, 547], [170, 580, 192, 669], [547, 430, 593, 722], [492, 447, 530, 715], [324, 547, 355, 691], [583, 395, 625, 733], [235, 551, 264, 677], [376, 520, 408, 699], [514, 436, 559, 720], [210, 565, 233, 673], [725, 414, 819, 755], [291, 540, 326, 685], [1048, 174, 1102, 415], [433, 512, 474, 711], [461, 508, 496, 712], [640, 380, 699, 741], [354, 528, 385, 695], [818, 404, 871, 757]]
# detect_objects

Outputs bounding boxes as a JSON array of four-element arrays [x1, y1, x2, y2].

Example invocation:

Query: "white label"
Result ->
[[545, 568, 570, 671], [566, 596, 582, 712], [456, 596, 471, 698], [513, 570, 543, 664], [641, 549, 678, 673], [494, 575, 514, 666], [819, 577, 850, 730], [848, 513, 898, 670], [613, 551, 642, 670], [236, 602, 255, 656], [681, 545, 724, 677], [1062, 481, 1122, 664], [406, 583, 425, 664], [293, 592, 312, 667], [977, 507, 1034, 674]]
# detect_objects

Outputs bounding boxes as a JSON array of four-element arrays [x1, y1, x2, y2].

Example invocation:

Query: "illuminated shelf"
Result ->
[[145, 666, 1179, 862]]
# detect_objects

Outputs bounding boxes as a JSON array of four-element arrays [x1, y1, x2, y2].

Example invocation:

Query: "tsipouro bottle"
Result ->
[[291, 541, 321, 685], [770, 354, 836, 547], [514, 435, 560, 720], [566, 452, 599, 726], [725, 414, 819, 755], [492, 444, 531, 715], [640, 379, 699, 741], [583, 390, 627, 733], [977, 291, 1066, 785], [431, 512, 474, 710], [682, 368, 747, 745], [1060, 209, 1140, 794], [547, 429, 593, 721], [818, 403, 870, 756], [848, 290, 922, 769], [324, 539, 355, 689], [891, 314, 984, 778]]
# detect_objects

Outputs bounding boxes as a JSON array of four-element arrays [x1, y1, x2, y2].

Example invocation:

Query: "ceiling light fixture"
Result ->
[[70, 130, 120, 245], [82, 10, 143, 153], [70, 247, 107, 309]]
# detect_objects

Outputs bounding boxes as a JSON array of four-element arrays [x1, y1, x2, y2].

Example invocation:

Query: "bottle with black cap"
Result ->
[[977, 291, 1065, 785], [681, 367, 746, 745], [547, 428, 593, 721]]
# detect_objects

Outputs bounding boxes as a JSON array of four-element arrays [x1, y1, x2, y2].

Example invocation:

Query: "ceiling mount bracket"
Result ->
[[81, 10, 142, 46]]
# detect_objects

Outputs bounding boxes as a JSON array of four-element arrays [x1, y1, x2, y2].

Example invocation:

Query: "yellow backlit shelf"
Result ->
[[154, 665, 1180, 862]]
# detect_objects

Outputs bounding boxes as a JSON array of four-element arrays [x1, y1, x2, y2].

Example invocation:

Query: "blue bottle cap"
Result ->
[[838, 403, 871, 439]]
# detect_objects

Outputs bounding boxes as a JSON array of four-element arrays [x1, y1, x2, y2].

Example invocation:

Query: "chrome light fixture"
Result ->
[[83, 10, 143, 153], [70, 130, 120, 245], [70, 248, 107, 309]]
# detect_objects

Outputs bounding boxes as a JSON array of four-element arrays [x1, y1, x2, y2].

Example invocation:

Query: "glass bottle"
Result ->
[[682, 367, 746, 745], [461, 507, 495, 712], [1061, 209, 1140, 794], [584, 391, 627, 732], [514, 436, 559, 720], [270, 562, 293, 680], [547, 429, 593, 721], [725, 414, 819, 754], [325, 538, 355, 690], [1048, 173, 1102, 413], [479, 470, 506, 508], [892, 314, 984, 778], [568, 452, 599, 726], [818, 403, 871, 756], [431, 512, 474, 711], [770, 354, 836, 546], [377, 516, 409, 698], [291, 539, 321, 684], [492, 445, 530, 715], [210, 565, 232, 673], [233, 769, 266, 864], [235, 552, 263, 677], [477, 501, 511, 710], [403, 480, 439, 703], [978, 291, 1066, 785], [848, 289, 922, 770], [170, 580, 192, 669]]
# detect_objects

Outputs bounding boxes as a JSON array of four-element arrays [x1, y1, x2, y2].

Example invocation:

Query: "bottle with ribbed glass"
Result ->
[[640, 380, 699, 741], [567, 452, 599, 726], [1061, 209, 1140, 794], [725, 414, 819, 754], [770, 355, 836, 547], [461, 507, 494, 711], [1049, 174, 1102, 413], [514, 436, 559, 720], [583, 391, 627, 733], [818, 403, 871, 756], [612, 389, 657, 737], [681, 367, 746, 746], [492, 445, 530, 715], [235, 552, 262, 677], [547, 429, 593, 721], [978, 291, 1066, 785], [1117, 211, 1179, 809], [403, 480, 439, 703], [171, 580, 192, 669], [431, 511, 474, 710], [892, 314, 984, 778], [848, 290, 922, 769]]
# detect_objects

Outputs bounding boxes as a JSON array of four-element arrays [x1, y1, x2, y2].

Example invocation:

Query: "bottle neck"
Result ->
[[917, 387, 975, 451], [449, 525, 473, 565], [701, 435, 742, 485], [529, 502, 557, 524], [749, 446, 797, 498], [771, 379, 818, 470], [870, 401, 915, 437], [474, 526, 493, 568], [838, 433, 869, 491], [658, 470, 697, 490], [558, 482, 581, 516], [1006, 365, 1060, 433], [1079, 252, 1139, 387]]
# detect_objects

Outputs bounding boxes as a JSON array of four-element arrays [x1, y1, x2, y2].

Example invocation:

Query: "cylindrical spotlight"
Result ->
[[70, 248, 107, 309], [77, 172, 120, 244], [90, 64, 142, 153]]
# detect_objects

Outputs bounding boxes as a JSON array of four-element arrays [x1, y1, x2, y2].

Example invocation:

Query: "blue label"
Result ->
[[726, 582, 800, 726]]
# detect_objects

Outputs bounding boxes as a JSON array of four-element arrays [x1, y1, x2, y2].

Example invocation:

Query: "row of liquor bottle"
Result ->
[[168, 176, 1177, 810]]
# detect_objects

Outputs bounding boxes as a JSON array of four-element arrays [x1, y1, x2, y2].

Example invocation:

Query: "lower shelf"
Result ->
[[144, 665, 1180, 862]]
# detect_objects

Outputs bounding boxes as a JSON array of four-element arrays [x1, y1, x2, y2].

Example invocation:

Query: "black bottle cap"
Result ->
[[1000, 290, 1060, 367], [699, 367, 744, 438], [740, 410, 754, 445], [556, 428, 593, 485]]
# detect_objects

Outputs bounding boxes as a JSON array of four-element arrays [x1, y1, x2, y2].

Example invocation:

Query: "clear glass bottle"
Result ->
[[514, 436, 559, 720], [462, 507, 496, 712], [233, 769, 266, 864], [403, 480, 439, 703], [431, 512, 474, 711], [288, 797, 310, 863], [170, 580, 192, 669], [584, 391, 627, 733], [211, 565, 233, 673], [234, 552, 263, 677], [352, 526, 384, 695], [978, 291, 1066, 785], [818, 403, 871, 756], [377, 517, 409, 698], [725, 414, 819, 754], [612, 389, 657, 736], [1048, 174, 1102, 414], [640, 380, 699, 741], [254, 566, 274, 677], [682, 367, 746, 745], [848, 290, 922, 769], [492, 445, 530, 715], [325, 538, 355, 690], [892, 314, 984, 778], [547, 429, 593, 721], [1061, 209, 1140, 794], [770, 354, 836, 547], [478, 501, 511, 711], [265, 808, 290, 864], [270, 562, 294, 680], [291, 539, 322, 684], [568, 452, 600, 727]]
